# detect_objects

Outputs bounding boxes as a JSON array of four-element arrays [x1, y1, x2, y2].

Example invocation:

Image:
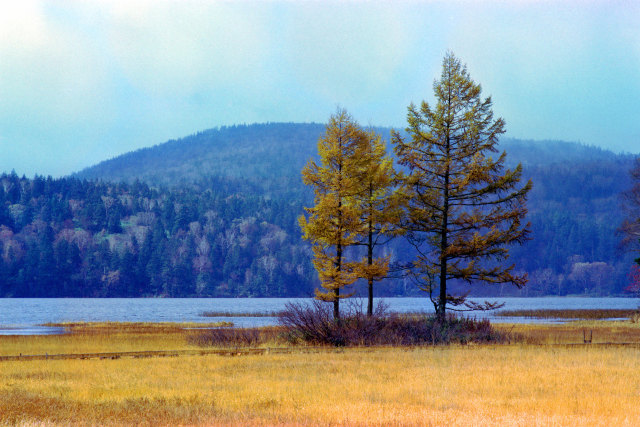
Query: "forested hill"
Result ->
[[0, 173, 314, 297], [76, 123, 328, 197], [75, 123, 626, 188], [1, 123, 637, 297]]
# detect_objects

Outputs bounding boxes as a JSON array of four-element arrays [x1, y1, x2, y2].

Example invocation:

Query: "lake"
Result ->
[[1, 297, 639, 335]]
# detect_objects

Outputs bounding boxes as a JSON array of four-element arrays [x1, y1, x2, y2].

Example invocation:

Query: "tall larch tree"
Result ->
[[299, 109, 366, 320], [354, 129, 403, 316], [392, 52, 532, 320]]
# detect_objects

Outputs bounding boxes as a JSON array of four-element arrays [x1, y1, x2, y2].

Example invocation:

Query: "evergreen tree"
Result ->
[[0, 254, 7, 295], [135, 231, 153, 294], [0, 200, 14, 230], [107, 203, 123, 233], [619, 157, 640, 265], [392, 52, 531, 319], [36, 225, 56, 296], [299, 109, 365, 319]]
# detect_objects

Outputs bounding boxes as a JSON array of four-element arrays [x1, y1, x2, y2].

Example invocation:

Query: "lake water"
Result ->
[[1, 297, 639, 335]]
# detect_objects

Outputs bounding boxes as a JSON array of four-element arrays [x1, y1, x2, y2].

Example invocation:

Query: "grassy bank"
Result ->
[[0, 322, 233, 357], [496, 308, 640, 320], [495, 321, 640, 344], [200, 311, 281, 317], [1, 320, 640, 425]]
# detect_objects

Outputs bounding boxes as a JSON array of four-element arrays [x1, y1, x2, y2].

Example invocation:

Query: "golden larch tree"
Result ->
[[354, 129, 403, 316], [392, 52, 532, 320], [299, 109, 366, 319]]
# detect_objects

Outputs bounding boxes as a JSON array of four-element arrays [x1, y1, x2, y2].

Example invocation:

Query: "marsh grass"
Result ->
[[200, 310, 282, 317], [43, 320, 233, 333], [0, 322, 227, 357], [2, 318, 640, 425], [188, 326, 282, 348], [496, 308, 640, 320], [496, 320, 640, 344], [2, 344, 640, 425]]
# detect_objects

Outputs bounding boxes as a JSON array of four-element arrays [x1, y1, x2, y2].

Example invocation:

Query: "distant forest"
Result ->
[[0, 123, 636, 297]]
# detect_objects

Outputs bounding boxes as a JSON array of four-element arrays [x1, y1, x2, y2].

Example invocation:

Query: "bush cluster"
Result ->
[[278, 300, 507, 346], [188, 327, 272, 348]]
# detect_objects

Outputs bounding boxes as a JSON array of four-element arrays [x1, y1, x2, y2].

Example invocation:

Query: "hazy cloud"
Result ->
[[0, 0, 638, 176]]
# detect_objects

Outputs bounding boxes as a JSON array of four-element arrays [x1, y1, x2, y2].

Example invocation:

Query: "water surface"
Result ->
[[0, 297, 637, 335]]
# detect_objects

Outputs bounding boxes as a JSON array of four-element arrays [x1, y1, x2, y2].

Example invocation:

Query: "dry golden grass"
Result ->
[[496, 308, 640, 320], [44, 321, 234, 332], [497, 320, 640, 344], [1, 320, 640, 426], [0, 322, 230, 357]]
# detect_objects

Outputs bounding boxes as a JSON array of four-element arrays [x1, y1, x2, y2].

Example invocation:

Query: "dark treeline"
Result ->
[[1, 123, 637, 297], [504, 142, 635, 296], [0, 172, 315, 297]]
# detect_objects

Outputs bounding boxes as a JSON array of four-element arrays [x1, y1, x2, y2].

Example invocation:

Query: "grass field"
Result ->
[[1, 320, 640, 426], [496, 308, 640, 320], [0, 322, 232, 357]]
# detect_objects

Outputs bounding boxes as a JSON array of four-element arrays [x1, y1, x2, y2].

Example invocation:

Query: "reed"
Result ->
[[496, 308, 640, 320], [200, 310, 282, 317], [2, 319, 640, 425], [496, 320, 640, 344], [2, 344, 640, 425], [188, 326, 283, 348], [0, 322, 227, 357]]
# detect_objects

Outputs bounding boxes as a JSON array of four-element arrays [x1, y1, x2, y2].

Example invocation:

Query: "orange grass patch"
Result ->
[[2, 344, 640, 426], [2, 320, 640, 425], [497, 320, 640, 344]]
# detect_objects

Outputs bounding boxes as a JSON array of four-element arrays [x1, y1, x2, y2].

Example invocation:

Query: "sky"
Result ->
[[0, 0, 638, 177]]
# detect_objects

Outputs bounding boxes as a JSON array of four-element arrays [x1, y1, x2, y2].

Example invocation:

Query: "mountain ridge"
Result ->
[[74, 122, 638, 297], [0, 122, 635, 297], [76, 122, 631, 186]]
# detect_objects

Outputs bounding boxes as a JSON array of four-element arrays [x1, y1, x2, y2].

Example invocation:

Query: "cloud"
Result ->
[[101, 2, 274, 98], [281, 3, 411, 104], [0, 0, 638, 177], [437, 1, 640, 147], [0, 1, 112, 128]]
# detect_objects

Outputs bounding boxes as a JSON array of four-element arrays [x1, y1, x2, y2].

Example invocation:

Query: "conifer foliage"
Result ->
[[620, 157, 640, 263], [620, 157, 640, 297], [392, 52, 532, 319], [299, 110, 366, 319], [354, 130, 403, 316], [300, 111, 401, 319]]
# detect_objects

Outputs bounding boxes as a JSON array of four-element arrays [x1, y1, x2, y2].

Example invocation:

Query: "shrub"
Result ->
[[188, 327, 266, 347], [278, 300, 508, 346]]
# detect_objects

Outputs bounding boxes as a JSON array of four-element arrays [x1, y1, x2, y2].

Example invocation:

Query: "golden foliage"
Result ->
[[299, 110, 365, 316], [300, 110, 401, 317], [352, 129, 404, 314]]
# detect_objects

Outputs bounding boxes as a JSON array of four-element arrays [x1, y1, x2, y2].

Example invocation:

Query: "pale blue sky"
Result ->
[[1, 0, 638, 177]]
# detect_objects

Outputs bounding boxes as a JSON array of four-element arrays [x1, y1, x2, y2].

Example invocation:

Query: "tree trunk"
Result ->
[[438, 130, 451, 322], [438, 237, 447, 322], [335, 147, 343, 321], [367, 278, 373, 316], [335, 241, 341, 320], [367, 216, 374, 316]]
